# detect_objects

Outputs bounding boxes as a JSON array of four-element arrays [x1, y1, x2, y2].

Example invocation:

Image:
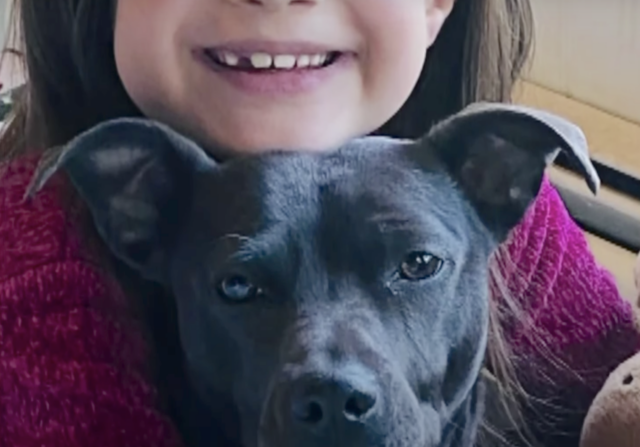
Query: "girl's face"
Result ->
[[114, 0, 454, 154]]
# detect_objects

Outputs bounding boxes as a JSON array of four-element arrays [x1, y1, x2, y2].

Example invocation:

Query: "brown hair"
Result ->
[[0, 0, 539, 444]]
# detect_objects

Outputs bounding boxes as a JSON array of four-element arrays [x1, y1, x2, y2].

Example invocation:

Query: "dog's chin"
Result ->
[[255, 423, 434, 447]]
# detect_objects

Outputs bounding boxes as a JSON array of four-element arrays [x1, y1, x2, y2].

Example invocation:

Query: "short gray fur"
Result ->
[[29, 102, 598, 447]]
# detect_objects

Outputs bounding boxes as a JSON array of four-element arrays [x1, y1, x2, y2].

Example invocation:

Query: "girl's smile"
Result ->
[[196, 41, 357, 95], [114, 0, 453, 153]]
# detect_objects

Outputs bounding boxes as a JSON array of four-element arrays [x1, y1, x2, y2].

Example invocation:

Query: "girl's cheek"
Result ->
[[112, 0, 453, 154]]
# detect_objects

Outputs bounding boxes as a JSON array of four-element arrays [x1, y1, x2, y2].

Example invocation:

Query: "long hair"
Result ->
[[0, 0, 538, 444]]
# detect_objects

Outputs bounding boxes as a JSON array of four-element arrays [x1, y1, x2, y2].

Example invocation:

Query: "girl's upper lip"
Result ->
[[203, 40, 353, 56]]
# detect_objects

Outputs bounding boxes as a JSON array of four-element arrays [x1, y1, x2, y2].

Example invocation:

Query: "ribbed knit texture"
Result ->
[[1, 156, 638, 447], [0, 156, 183, 446], [499, 178, 640, 446]]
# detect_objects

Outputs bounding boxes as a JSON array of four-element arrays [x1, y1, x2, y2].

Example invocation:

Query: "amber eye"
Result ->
[[217, 274, 263, 303], [400, 252, 444, 281]]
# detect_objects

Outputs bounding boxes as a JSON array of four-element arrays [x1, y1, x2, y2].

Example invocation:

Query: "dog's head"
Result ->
[[31, 103, 598, 447]]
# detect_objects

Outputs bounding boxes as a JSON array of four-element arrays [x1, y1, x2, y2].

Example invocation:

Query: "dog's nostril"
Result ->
[[293, 398, 325, 424], [344, 390, 377, 420]]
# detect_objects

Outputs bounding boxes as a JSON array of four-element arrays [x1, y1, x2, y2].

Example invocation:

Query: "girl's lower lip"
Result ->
[[195, 51, 353, 96]]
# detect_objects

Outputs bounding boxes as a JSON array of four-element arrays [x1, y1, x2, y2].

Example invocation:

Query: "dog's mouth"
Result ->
[[202, 48, 346, 73]]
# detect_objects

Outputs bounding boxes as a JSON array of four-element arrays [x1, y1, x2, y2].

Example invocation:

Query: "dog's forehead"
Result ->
[[259, 136, 411, 190], [199, 138, 474, 256], [252, 141, 466, 232], [259, 146, 399, 208]]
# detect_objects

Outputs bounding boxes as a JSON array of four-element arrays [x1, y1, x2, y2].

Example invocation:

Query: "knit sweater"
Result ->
[[0, 157, 183, 446], [1, 155, 639, 447]]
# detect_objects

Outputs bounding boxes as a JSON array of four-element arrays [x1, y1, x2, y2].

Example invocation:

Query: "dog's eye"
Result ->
[[400, 252, 444, 281], [216, 274, 263, 303]]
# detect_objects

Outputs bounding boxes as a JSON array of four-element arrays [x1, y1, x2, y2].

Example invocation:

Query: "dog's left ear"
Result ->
[[416, 102, 599, 242], [28, 118, 217, 283]]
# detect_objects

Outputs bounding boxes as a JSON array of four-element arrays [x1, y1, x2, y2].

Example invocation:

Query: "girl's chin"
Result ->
[[207, 127, 356, 155]]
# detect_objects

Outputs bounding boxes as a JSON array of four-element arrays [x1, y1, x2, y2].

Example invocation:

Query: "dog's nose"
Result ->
[[289, 374, 379, 428]]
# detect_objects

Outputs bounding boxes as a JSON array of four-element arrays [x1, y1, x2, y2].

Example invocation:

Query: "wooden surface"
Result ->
[[586, 233, 636, 301]]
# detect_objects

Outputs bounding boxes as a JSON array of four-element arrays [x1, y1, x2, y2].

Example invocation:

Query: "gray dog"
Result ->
[[31, 103, 598, 447]]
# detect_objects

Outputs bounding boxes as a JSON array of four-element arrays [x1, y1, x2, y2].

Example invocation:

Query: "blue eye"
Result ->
[[399, 252, 443, 281], [217, 274, 263, 303]]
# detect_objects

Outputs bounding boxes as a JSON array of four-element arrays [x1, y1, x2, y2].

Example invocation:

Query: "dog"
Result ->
[[31, 103, 599, 447]]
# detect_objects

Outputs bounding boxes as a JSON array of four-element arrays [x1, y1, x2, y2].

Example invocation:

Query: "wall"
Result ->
[[0, 1, 8, 47], [0, 1, 20, 93], [526, 0, 640, 124]]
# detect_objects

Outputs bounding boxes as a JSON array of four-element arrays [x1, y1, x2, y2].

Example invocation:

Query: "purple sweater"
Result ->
[[1, 156, 639, 446], [499, 177, 640, 445]]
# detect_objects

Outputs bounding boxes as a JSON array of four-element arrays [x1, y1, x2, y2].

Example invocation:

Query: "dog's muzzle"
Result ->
[[258, 361, 429, 447]]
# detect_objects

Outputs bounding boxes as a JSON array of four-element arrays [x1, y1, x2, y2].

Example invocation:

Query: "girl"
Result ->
[[0, 1, 638, 446]]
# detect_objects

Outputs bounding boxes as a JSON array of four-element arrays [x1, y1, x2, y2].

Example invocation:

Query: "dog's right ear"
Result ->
[[28, 118, 217, 283], [410, 102, 599, 243]]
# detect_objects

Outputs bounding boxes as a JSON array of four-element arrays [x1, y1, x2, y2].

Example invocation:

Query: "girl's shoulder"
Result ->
[[504, 175, 602, 295], [493, 176, 640, 445], [0, 154, 184, 446], [503, 175, 637, 351], [0, 154, 92, 280]]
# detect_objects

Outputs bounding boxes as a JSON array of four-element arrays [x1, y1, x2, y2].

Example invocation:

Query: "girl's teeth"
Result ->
[[222, 52, 239, 67], [249, 53, 273, 69], [309, 54, 323, 67], [296, 55, 311, 68], [273, 54, 297, 69], [218, 52, 333, 70]]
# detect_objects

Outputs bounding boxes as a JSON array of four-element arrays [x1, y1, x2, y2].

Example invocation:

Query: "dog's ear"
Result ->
[[419, 102, 600, 242], [28, 118, 217, 282], [439, 377, 486, 447]]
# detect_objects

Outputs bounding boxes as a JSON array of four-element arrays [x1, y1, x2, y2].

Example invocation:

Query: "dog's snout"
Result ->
[[344, 389, 378, 419], [262, 360, 428, 447], [270, 365, 384, 445], [259, 320, 432, 446], [291, 377, 378, 427]]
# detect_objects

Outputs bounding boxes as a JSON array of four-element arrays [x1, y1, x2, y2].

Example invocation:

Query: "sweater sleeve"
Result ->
[[0, 158, 184, 446], [500, 177, 640, 446]]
